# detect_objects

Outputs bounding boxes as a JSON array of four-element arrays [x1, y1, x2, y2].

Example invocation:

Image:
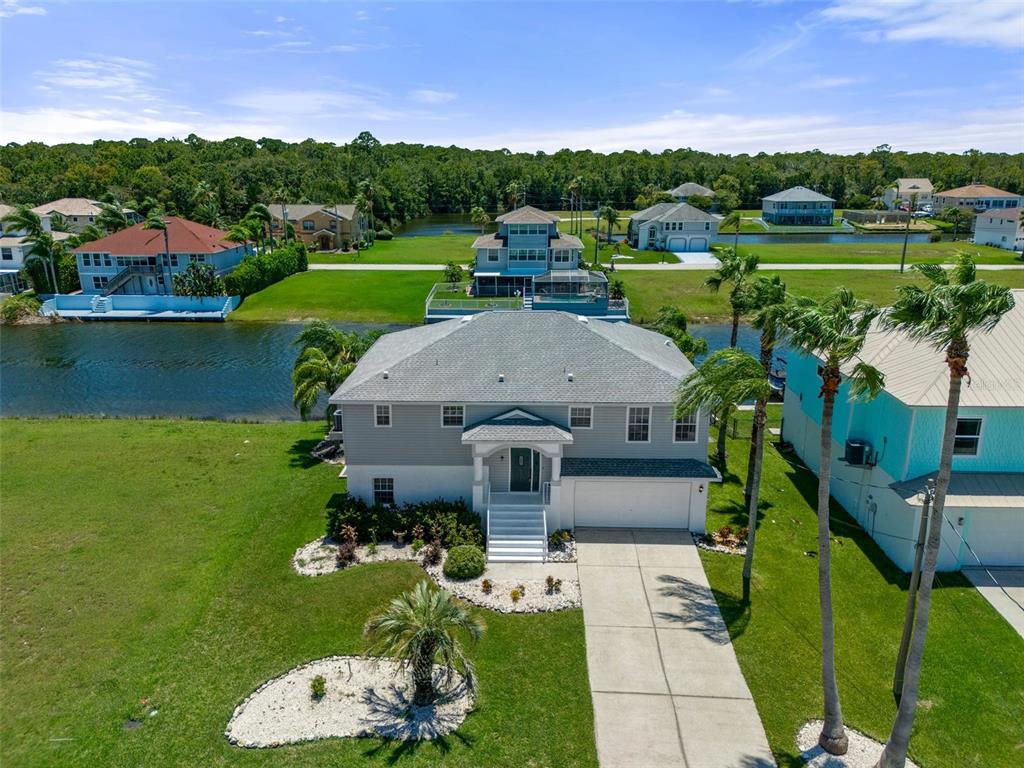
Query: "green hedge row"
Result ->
[[325, 494, 483, 548], [224, 242, 308, 297]]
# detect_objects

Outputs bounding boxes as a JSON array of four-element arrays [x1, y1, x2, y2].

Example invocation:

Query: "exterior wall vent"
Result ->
[[382, 370, 389, 379]]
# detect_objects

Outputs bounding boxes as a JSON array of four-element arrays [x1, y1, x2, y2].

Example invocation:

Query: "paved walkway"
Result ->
[[576, 528, 774, 768], [964, 568, 1024, 638], [308, 261, 1023, 272]]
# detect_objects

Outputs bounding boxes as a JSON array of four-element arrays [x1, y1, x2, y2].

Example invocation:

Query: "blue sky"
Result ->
[[1, 0, 1022, 153]]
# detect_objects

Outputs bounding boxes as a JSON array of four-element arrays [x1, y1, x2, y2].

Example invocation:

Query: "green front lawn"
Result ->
[[703, 409, 1024, 767], [310, 234, 475, 264], [740, 241, 1020, 265], [0, 419, 596, 768]]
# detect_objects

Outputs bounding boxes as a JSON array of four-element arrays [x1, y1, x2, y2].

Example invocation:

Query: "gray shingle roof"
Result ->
[[630, 202, 717, 223], [561, 457, 720, 479], [668, 182, 714, 198], [462, 410, 573, 443], [331, 311, 695, 404], [495, 206, 560, 224], [762, 186, 835, 203]]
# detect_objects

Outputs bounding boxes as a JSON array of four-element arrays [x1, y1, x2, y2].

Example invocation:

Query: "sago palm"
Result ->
[[874, 255, 1014, 768], [364, 580, 485, 706], [704, 249, 759, 348], [784, 287, 885, 756]]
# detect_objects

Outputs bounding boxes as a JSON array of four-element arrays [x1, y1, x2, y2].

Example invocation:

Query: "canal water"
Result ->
[[0, 321, 763, 421]]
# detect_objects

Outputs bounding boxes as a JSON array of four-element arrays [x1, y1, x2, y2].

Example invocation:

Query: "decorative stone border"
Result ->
[[694, 533, 747, 556], [292, 537, 581, 613], [796, 720, 921, 768], [225, 655, 472, 747]]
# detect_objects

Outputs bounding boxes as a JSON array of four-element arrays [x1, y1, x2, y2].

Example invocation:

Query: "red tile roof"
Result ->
[[934, 183, 1018, 199], [71, 216, 240, 256]]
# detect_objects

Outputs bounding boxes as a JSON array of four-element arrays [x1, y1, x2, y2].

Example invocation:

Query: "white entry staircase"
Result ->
[[486, 503, 546, 562]]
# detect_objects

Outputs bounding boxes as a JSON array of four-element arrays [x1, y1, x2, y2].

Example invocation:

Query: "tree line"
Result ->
[[2, 134, 1021, 226]]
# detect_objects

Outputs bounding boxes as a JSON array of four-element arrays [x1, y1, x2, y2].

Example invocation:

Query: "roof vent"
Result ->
[[382, 370, 389, 379], [458, 315, 474, 324], [577, 315, 589, 324], [664, 339, 673, 347], [498, 373, 505, 383], [567, 372, 574, 382]]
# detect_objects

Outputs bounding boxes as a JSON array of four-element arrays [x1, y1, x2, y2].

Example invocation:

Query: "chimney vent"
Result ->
[[382, 370, 389, 379], [498, 373, 505, 383], [567, 372, 574, 382]]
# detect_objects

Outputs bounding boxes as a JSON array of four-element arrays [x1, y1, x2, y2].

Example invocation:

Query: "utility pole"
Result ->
[[893, 479, 933, 699], [593, 203, 600, 266], [899, 192, 918, 274]]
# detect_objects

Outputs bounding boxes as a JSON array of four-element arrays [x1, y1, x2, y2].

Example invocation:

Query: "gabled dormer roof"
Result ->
[[496, 205, 560, 224], [462, 409, 574, 443], [630, 202, 717, 224]]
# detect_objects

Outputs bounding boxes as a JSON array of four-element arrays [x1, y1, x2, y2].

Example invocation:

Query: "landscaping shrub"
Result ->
[[509, 588, 523, 603], [411, 538, 425, 553], [481, 579, 492, 594], [545, 575, 562, 594], [336, 541, 357, 567], [310, 675, 326, 700], [443, 545, 485, 580], [0, 292, 41, 325], [421, 539, 443, 567], [929, 231, 942, 243], [324, 494, 482, 548], [548, 529, 571, 547], [376, 228, 394, 240], [223, 241, 308, 297]]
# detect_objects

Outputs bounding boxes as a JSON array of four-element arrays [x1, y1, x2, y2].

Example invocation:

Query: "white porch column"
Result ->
[[551, 455, 561, 482], [473, 453, 484, 483], [472, 453, 484, 512]]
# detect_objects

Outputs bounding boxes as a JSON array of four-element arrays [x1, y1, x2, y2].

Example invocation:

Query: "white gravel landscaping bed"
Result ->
[[226, 656, 471, 747], [694, 534, 746, 556], [291, 537, 580, 613], [796, 720, 920, 768]]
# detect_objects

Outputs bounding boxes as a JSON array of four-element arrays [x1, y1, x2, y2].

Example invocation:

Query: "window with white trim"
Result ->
[[954, 417, 982, 455], [372, 477, 395, 506], [375, 404, 391, 427], [674, 413, 698, 443], [487, 248, 499, 262], [627, 406, 651, 442], [570, 406, 592, 429], [441, 405, 464, 427]]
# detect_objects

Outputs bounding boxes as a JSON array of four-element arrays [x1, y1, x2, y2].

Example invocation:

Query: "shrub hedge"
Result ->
[[443, 545, 485, 580], [326, 494, 482, 548], [224, 242, 308, 297]]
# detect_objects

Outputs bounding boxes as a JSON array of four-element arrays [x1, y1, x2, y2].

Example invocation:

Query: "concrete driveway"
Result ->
[[577, 528, 774, 768], [964, 568, 1024, 638]]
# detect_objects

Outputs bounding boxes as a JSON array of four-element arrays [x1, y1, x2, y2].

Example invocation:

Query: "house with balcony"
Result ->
[[0, 203, 71, 294], [974, 208, 1023, 251], [782, 289, 1024, 571], [30, 198, 140, 233], [424, 205, 628, 323], [932, 183, 1021, 215], [331, 311, 718, 561], [627, 202, 719, 252], [761, 186, 835, 225], [267, 203, 365, 250], [72, 216, 251, 296]]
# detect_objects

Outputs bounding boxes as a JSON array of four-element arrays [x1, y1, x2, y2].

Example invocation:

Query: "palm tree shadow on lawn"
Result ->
[[288, 436, 325, 469]]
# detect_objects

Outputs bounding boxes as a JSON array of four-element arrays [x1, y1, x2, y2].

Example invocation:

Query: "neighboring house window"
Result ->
[[104, 255, 112, 266], [441, 405, 464, 427], [626, 406, 651, 443], [705, 222, 711, 231], [954, 418, 982, 455], [372, 478, 395, 506], [569, 406, 593, 429], [82, 254, 91, 266], [1, 248, 12, 261], [553, 249, 571, 264], [303, 220, 315, 231], [91, 276, 109, 289], [674, 414, 698, 443], [375, 404, 391, 427], [487, 249, 499, 262]]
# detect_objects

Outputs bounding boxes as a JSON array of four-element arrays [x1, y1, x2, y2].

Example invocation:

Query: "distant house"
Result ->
[[426, 205, 627, 323], [330, 311, 719, 560], [761, 186, 835, 226], [30, 198, 140, 233], [883, 178, 934, 210], [628, 202, 718, 252], [932, 184, 1022, 214], [267, 203, 365, 250], [0, 203, 71, 294], [782, 290, 1024, 571], [72, 217, 252, 295], [974, 209, 1023, 251], [668, 182, 714, 204]]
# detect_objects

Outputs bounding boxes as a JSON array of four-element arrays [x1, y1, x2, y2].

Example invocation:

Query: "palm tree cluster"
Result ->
[[291, 320, 384, 422], [224, 203, 273, 252], [0, 205, 65, 293]]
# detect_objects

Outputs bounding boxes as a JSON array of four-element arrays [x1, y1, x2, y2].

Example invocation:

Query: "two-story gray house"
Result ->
[[331, 311, 718, 561], [628, 202, 719, 252], [761, 186, 835, 225], [426, 206, 627, 323]]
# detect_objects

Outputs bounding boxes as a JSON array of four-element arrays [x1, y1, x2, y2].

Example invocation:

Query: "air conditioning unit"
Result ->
[[845, 439, 870, 466]]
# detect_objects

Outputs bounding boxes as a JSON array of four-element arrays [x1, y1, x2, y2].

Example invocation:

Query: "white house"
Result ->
[[30, 198, 140, 234], [974, 209, 1023, 251], [628, 202, 719, 252], [0, 203, 68, 294], [883, 178, 934, 210]]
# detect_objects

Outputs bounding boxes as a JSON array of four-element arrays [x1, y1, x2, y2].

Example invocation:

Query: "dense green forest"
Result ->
[[2, 133, 1021, 227]]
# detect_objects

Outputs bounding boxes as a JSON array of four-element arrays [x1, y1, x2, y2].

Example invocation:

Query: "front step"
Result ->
[[487, 504, 546, 562]]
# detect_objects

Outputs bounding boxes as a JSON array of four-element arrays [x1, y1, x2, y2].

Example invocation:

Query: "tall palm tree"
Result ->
[[504, 180, 525, 210], [704, 250, 759, 348], [599, 205, 619, 250], [66, 223, 105, 249], [96, 201, 130, 233], [353, 193, 370, 244], [357, 179, 376, 232], [874, 255, 1014, 768], [677, 349, 771, 585], [247, 203, 273, 250], [1, 206, 59, 293], [567, 177, 582, 235], [364, 580, 485, 706], [721, 210, 742, 255], [470, 205, 490, 234], [225, 219, 258, 249], [784, 288, 885, 756], [142, 214, 171, 295], [292, 321, 381, 422]]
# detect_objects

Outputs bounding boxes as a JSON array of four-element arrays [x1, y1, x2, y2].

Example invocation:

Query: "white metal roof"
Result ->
[[891, 472, 1024, 509]]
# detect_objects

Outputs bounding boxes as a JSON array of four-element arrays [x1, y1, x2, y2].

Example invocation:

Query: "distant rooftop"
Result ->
[[631, 202, 717, 223], [668, 182, 714, 198], [935, 183, 1018, 199], [71, 216, 239, 256], [267, 203, 357, 221], [762, 186, 835, 203], [31, 197, 102, 217]]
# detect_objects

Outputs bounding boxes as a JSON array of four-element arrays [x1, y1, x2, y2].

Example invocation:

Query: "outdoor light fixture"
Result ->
[[699, 484, 705, 494]]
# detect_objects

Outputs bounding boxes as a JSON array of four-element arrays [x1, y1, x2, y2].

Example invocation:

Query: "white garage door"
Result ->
[[963, 508, 1024, 566], [689, 237, 708, 251], [667, 236, 689, 251], [573, 479, 691, 528]]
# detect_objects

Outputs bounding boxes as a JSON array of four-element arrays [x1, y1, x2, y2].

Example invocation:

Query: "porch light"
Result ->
[[699, 484, 705, 493]]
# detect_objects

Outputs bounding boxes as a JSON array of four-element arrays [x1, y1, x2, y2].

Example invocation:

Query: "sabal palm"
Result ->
[[704, 250, 759, 348], [23, 232, 66, 294], [677, 349, 771, 582], [0, 205, 59, 292], [357, 179, 376, 229], [721, 210, 742, 255], [246, 203, 273, 250], [874, 255, 1014, 768], [470, 205, 490, 234], [599, 205, 619, 250], [66, 224, 105, 249], [96, 202, 130, 233], [784, 287, 885, 756], [364, 580, 485, 706]]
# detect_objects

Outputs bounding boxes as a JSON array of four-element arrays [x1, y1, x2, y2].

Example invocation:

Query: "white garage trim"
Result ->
[[571, 477, 694, 529]]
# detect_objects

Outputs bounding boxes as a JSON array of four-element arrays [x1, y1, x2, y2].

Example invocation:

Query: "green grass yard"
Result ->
[[740, 241, 1020, 265], [702, 409, 1024, 767], [0, 419, 596, 768], [309, 233, 475, 264]]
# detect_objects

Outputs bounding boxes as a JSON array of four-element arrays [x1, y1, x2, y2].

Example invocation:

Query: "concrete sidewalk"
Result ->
[[964, 568, 1024, 638], [577, 528, 774, 768]]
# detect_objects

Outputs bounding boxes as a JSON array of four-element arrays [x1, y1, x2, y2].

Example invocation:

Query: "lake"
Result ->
[[0, 321, 763, 421]]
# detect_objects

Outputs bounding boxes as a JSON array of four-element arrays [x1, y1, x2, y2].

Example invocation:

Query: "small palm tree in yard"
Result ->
[[599, 205, 619, 247], [470, 205, 490, 234], [364, 580, 485, 706], [784, 288, 885, 756], [874, 255, 1014, 768], [720, 209, 742, 255], [292, 320, 382, 422], [704, 249, 759, 348]]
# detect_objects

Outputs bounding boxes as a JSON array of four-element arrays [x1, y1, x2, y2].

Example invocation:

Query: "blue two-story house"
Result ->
[[761, 186, 835, 226], [424, 206, 628, 323], [781, 289, 1024, 571]]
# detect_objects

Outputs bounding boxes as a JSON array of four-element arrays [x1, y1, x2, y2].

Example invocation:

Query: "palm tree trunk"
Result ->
[[730, 309, 740, 348], [734, 225, 739, 256], [817, 385, 848, 755], [875, 353, 964, 767], [742, 397, 766, 596], [48, 255, 60, 295], [892, 490, 930, 697], [716, 407, 728, 466], [744, 337, 774, 516], [412, 638, 437, 706]]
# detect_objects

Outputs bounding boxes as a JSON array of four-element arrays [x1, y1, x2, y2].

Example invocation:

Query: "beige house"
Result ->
[[932, 184, 1022, 214], [30, 197, 141, 233], [267, 203, 366, 250]]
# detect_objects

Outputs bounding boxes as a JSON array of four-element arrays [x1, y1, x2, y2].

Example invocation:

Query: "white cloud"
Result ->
[[798, 76, 862, 90], [355, 9, 369, 21], [823, 0, 1024, 48], [409, 88, 456, 104], [0, 1, 46, 18], [274, 15, 291, 23], [34, 57, 162, 102]]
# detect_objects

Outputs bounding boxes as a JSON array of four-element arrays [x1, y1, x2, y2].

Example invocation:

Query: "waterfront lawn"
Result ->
[[740, 240, 1019, 265], [618, 268, 1024, 324], [309, 233, 475, 264], [231, 270, 436, 324], [0, 418, 596, 768], [702, 409, 1024, 767]]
